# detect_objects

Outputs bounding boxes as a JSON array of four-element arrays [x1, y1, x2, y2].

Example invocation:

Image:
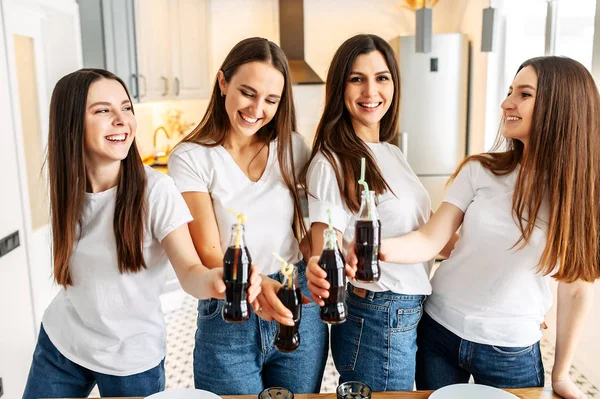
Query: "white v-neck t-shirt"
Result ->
[[42, 166, 193, 375], [426, 160, 552, 347], [168, 132, 310, 275], [306, 142, 432, 295]]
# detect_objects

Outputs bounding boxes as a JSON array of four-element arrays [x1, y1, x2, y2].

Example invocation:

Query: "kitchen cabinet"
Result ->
[[134, 0, 170, 101], [78, 0, 209, 102], [78, 0, 140, 101], [135, 0, 209, 101]]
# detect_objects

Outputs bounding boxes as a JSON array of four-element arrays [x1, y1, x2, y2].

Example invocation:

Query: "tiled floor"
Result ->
[[90, 291, 599, 397]]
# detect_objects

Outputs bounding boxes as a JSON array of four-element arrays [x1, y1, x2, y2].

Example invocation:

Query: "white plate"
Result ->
[[145, 389, 222, 399], [430, 384, 519, 399]]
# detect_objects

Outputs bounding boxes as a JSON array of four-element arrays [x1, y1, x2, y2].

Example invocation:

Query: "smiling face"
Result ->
[[344, 50, 394, 134], [218, 61, 285, 140], [84, 78, 136, 168], [501, 65, 538, 146]]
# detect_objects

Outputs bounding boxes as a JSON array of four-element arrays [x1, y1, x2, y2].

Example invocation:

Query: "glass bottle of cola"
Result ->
[[354, 190, 381, 282], [222, 223, 252, 323], [274, 266, 302, 352], [319, 228, 347, 324]]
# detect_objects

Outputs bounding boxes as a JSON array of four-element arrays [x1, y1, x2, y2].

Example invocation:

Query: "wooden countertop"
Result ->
[[61, 387, 560, 399]]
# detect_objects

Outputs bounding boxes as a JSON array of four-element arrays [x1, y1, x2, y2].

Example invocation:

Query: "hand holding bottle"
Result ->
[[345, 237, 390, 269], [307, 255, 358, 306], [273, 258, 303, 353], [254, 276, 298, 326], [222, 210, 254, 323], [205, 266, 261, 303]]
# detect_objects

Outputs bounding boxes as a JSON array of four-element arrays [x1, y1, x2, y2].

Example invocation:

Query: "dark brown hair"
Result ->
[[180, 37, 305, 239], [48, 68, 147, 287], [452, 56, 600, 282], [301, 34, 401, 212]]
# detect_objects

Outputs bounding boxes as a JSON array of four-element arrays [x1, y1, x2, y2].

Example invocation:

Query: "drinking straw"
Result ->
[[227, 207, 246, 248], [227, 208, 247, 280], [272, 252, 294, 288], [327, 208, 335, 250], [358, 157, 369, 194], [357, 158, 374, 220]]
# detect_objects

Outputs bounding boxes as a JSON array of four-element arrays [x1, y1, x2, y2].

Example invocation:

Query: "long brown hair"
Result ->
[[48, 68, 147, 287], [452, 56, 600, 282], [301, 34, 401, 213], [180, 37, 305, 239]]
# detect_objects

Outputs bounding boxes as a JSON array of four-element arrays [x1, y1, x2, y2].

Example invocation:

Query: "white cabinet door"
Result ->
[[135, 0, 171, 101], [170, 0, 209, 100]]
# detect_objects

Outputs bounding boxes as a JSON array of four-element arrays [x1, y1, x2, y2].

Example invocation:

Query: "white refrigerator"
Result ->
[[389, 33, 469, 210]]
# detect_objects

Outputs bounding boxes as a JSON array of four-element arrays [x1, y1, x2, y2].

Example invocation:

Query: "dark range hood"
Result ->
[[279, 0, 324, 84]]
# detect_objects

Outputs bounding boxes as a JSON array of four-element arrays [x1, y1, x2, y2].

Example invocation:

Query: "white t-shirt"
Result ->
[[306, 142, 432, 294], [426, 160, 552, 347], [42, 166, 193, 376], [168, 132, 310, 275]]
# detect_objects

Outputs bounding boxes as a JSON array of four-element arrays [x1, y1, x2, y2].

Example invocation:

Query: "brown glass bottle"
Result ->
[[274, 266, 302, 352], [354, 190, 381, 282], [222, 223, 252, 323], [319, 228, 347, 324]]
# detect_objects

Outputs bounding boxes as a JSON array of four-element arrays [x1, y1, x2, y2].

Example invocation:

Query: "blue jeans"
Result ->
[[22, 324, 165, 399], [193, 260, 329, 395], [415, 312, 545, 389], [331, 284, 425, 391]]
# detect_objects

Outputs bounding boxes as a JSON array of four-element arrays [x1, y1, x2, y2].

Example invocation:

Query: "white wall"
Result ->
[[0, 2, 36, 397], [207, 0, 280, 80], [457, 0, 490, 155], [593, 0, 600, 82], [1, 0, 82, 395], [3, 0, 81, 331]]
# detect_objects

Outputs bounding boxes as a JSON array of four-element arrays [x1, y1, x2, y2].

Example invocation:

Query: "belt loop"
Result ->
[[367, 290, 375, 301]]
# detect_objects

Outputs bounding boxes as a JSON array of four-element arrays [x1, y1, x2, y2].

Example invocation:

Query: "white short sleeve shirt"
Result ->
[[306, 142, 433, 295], [42, 166, 193, 375], [425, 160, 553, 347], [168, 132, 310, 275]]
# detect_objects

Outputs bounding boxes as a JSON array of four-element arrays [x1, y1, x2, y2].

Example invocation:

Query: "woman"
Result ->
[[303, 34, 451, 391], [168, 37, 328, 394], [22, 69, 260, 398], [348, 56, 598, 398]]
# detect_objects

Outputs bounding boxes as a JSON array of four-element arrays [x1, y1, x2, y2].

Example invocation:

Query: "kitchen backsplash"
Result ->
[[134, 99, 209, 160], [134, 85, 325, 161]]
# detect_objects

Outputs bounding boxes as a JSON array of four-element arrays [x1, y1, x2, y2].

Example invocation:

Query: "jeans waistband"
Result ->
[[348, 283, 425, 301]]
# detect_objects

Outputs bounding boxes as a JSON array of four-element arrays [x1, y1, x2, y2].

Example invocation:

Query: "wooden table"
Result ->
[[69, 388, 561, 399]]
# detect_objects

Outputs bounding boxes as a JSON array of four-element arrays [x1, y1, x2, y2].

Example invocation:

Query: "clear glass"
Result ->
[[336, 381, 372, 399], [228, 223, 247, 248], [258, 387, 294, 399], [357, 190, 379, 221], [323, 227, 337, 251]]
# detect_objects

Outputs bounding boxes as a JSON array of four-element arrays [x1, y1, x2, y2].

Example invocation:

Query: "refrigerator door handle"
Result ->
[[401, 131, 408, 158]]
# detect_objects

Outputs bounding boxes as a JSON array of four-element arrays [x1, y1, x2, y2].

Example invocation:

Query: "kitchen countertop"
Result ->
[[60, 387, 561, 399], [142, 154, 169, 175]]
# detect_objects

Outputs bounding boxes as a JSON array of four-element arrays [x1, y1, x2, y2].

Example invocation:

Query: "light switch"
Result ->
[[0, 231, 19, 258]]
